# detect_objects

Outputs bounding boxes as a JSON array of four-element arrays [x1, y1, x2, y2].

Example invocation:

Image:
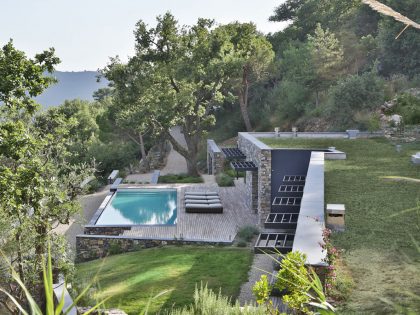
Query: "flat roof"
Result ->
[[238, 132, 271, 150]]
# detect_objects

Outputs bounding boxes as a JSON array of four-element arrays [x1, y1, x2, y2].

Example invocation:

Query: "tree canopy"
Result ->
[[0, 41, 93, 311], [104, 13, 270, 175]]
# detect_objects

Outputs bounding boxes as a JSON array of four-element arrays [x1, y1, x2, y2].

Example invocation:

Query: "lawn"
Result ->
[[75, 247, 252, 314], [262, 137, 420, 314]]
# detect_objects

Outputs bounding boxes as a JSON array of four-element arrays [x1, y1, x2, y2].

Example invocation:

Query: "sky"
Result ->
[[0, 0, 287, 71]]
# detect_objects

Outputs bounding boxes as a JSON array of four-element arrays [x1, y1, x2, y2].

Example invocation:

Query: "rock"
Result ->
[[390, 114, 403, 125]]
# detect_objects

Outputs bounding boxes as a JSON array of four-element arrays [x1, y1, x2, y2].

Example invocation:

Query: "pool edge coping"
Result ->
[[87, 185, 182, 227]]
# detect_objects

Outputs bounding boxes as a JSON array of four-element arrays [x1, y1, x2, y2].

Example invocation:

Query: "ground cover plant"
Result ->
[[216, 173, 235, 187], [75, 247, 252, 314], [262, 137, 420, 314], [158, 173, 203, 184]]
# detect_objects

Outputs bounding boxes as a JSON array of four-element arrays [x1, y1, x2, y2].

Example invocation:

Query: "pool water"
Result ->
[[95, 189, 177, 225]]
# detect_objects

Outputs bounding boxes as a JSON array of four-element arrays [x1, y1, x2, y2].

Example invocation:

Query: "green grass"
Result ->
[[262, 137, 420, 314], [75, 247, 252, 314], [158, 173, 203, 184]]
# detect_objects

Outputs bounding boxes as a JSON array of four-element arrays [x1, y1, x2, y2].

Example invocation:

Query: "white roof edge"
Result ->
[[238, 132, 272, 150], [292, 151, 327, 266]]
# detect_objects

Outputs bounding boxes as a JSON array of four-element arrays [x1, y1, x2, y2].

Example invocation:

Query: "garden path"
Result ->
[[160, 126, 187, 175]]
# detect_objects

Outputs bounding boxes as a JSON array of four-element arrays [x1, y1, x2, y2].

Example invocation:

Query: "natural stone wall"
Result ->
[[76, 235, 230, 262], [84, 225, 131, 236], [257, 150, 271, 225], [238, 133, 272, 226], [207, 139, 224, 175], [245, 171, 258, 211]]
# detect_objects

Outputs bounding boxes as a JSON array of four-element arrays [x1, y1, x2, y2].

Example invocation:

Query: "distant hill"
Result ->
[[34, 71, 109, 108]]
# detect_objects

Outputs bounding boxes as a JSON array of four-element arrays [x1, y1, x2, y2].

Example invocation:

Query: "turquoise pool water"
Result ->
[[95, 189, 177, 225]]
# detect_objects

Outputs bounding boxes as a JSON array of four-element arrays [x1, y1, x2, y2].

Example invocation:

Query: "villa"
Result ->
[[73, 130, 389, 269]]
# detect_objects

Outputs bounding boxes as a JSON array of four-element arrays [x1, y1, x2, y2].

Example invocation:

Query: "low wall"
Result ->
[[251, 130, 384, 139], [84, 225, 132, 236], [76, 235, 230, 262]]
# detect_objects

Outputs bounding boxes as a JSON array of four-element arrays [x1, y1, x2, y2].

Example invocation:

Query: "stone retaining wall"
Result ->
[[207, 139, 224, 175], [238, 133, 272, 225], [76, 235, 230, 262], [83, 225, 131, 236]]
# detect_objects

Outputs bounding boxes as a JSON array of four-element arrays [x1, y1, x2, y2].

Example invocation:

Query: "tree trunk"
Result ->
[[186, 156, 199, 177], [35, 224, 47, 312], [138, 132, 150, 171], [165, 128, 200, 177], [315, 90, 320, 107], [239, 65, 253, 132]]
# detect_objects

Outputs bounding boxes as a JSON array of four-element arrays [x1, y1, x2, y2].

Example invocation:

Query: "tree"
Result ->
[[0, 40, 59, 117], [215, 23, 274, 131], [307, 24, 344, 106], [0, 41, 93, 312], [103, 13, 237, 176]]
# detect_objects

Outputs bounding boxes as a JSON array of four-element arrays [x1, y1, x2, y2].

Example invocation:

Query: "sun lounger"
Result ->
[[185, 203, 223, 213]]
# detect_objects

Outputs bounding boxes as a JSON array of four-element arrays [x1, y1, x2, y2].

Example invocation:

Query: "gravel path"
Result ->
[[161, 126, 187, 175], [237, 253, 276, 305], [55, 188, 110, 250]]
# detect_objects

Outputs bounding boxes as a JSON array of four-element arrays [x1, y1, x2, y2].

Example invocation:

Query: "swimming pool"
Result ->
[[95, 189, 177, 225]]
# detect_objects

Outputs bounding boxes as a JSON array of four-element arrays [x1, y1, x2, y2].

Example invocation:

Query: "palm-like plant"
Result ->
[[0, 243, 108, 315]]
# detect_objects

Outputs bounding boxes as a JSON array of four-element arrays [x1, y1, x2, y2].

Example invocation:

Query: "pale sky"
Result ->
[[0, 0, 287, 71]]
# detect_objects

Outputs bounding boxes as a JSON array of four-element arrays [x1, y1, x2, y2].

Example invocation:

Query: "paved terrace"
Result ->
[[121, 181, 258, 242]]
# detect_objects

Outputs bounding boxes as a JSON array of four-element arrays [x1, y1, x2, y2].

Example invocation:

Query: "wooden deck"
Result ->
[[122, 181, 258, 242]]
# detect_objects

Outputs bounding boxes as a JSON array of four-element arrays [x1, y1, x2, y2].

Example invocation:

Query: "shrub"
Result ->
[[275, 251, 312, 314], [237, 225, 260, 242], [326, 69, 385, 129], [86, 178, 102, 193], [216, 173, 234, 187], [158, 173, 203, 184], [87, 140, 138, 178], [224, 168, 245, 178], [169, 283, 267, 315], [236, 240, 247, 247], [108, 242, 122, 255], [389, 93, 420, 125]]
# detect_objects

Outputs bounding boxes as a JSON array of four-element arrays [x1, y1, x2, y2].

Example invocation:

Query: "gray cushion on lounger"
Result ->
[[184, 195, 208, 199], [185, 191, 218, 196], [185, 203, 222, 208], [185, 195, 221, 200], [185, 199, 220, 204]]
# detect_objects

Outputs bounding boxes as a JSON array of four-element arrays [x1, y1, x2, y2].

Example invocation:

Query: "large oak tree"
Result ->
[[104, 13, 247, 176]]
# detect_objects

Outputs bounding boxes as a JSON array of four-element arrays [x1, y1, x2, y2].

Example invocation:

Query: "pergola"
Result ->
[[221, 147, 246, 160]]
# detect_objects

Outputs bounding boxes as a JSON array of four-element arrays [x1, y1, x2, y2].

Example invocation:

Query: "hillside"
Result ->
[[34, 71, 108, 108]]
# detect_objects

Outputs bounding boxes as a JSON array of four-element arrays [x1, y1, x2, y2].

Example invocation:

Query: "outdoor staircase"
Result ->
[[255, 172, 308, 254]]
